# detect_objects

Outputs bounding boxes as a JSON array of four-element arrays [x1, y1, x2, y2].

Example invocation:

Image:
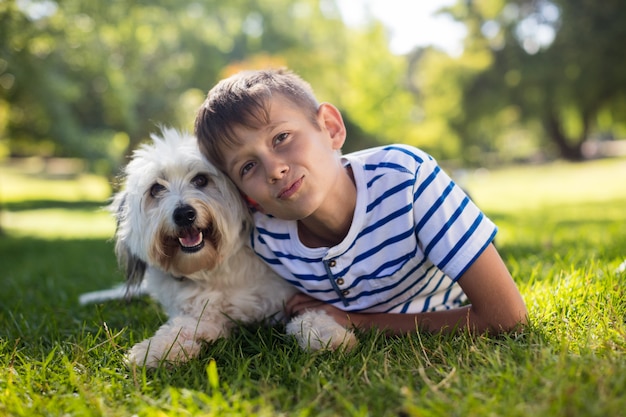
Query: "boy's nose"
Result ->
[[266, 160, 289, 183]]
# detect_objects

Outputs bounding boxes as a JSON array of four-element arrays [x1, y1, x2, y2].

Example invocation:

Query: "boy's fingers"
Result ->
[[285, 293, 326, 317]]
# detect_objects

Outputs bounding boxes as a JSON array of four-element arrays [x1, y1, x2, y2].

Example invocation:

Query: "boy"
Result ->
[[194, 68, 527, 336]]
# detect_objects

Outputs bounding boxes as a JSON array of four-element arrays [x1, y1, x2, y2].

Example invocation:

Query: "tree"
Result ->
[[1, 0, 421, 172], [447, 0, 626, 161], [0, 0, 354, 173]]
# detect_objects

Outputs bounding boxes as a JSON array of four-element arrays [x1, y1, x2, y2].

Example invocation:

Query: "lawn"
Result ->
[[1, 157, 625, 416]]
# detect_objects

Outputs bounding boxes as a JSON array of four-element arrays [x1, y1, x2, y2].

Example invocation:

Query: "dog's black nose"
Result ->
[[173, 205, 196, 226]]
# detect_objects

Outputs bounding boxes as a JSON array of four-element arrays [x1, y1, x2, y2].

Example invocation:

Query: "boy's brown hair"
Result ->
[[194, 68, 320, 171]]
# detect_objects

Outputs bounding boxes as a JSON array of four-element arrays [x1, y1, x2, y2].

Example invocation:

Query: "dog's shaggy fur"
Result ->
[[111, 129, 356, 367]]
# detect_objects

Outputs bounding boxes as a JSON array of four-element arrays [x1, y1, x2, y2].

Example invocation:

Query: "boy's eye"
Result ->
[[273, 132, 289, 145], [191, 174, 209, 188], [150, 183, 166, 197], [240, 161, 255, 177]]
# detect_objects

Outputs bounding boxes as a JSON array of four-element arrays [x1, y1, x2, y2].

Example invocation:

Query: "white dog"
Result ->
[[110, 128, 356, 368]]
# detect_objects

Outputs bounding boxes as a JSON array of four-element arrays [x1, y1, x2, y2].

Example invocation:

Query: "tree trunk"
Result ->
[[543, 111, 586, 161]]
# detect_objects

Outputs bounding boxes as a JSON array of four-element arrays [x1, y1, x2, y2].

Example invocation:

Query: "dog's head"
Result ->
[[110, 128, 251, 284]]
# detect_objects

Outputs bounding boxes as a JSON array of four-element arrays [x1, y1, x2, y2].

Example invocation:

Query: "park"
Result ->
[[1, 0, 625, 415]]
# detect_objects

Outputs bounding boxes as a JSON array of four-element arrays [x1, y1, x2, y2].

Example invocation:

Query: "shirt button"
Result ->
[[342, 289, 350, 296], [328, 260, 337, 267], [336, 278, 344, 286]]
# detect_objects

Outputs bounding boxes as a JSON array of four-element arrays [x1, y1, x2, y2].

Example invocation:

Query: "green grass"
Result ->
[[1, 157, 625, 416]]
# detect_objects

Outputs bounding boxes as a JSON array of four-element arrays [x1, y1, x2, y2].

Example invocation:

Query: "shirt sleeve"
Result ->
[[411, 155, 497, 280]]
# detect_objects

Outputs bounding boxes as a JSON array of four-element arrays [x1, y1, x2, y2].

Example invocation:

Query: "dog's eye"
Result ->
[[150, 183, 166, 197], [191, 174, 209, 188]]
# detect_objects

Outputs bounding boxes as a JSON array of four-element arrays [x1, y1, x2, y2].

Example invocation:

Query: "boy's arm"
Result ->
[[285, 244, 528, 335]]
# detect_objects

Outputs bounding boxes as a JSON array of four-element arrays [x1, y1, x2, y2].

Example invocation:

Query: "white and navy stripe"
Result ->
[[251, 144, 496, 313]]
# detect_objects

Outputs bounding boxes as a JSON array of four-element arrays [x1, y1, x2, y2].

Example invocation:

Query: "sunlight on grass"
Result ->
[[1, 156, 626, 416], [466, 157, 626, 213], [524, 260, 626, 353], [4, 209, 115, 239], [1, 160, 114, 239], [2, 164, 111, 204]]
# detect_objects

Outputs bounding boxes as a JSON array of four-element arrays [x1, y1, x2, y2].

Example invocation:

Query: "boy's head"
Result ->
[[195, 68, 321, 171]]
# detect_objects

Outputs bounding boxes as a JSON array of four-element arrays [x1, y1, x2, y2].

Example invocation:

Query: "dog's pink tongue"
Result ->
[[179, 230, 203, 248]]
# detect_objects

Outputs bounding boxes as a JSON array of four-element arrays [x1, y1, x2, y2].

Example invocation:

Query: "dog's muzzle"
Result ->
[[173, 204, 206, 253]]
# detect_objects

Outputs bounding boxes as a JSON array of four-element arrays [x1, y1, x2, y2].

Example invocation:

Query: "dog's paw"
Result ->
[[125, 337, 203, 368], [286, 310, 358, 352]]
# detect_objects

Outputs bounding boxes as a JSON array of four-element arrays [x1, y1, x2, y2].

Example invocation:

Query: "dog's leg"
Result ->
[[286, 310, 358, 351], [126, 314, 229, 368]]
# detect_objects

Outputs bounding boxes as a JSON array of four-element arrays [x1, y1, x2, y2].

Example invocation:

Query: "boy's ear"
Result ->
[[318, 103, 346, 149]]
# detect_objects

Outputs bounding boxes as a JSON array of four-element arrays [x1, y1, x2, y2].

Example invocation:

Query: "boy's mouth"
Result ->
[[278, 176, 303, 199]]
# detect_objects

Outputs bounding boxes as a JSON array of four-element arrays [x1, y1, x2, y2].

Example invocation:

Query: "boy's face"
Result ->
[[222, 95, 347, 221]]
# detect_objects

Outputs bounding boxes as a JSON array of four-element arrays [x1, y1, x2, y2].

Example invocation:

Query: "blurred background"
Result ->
[[1, 0, 626, 239], [1, 3, 626, 413], [2, 0, 625, 173]]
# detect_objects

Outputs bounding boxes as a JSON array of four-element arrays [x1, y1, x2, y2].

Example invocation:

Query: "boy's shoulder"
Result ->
[[344, 144, 434, 169]]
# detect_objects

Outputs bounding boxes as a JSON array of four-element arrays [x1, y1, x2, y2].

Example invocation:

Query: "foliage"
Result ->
[[2, 0, 626, 170], [1, 157, 626, 416], [0, 0, 416, 175], [438, 0, 626, 162]]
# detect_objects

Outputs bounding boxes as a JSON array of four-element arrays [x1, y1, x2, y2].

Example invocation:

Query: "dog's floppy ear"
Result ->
[[114, 239, 147, 300], [111, 191, 147, 299], [122, 246, 147, 294], [110, 190, 127, 228]]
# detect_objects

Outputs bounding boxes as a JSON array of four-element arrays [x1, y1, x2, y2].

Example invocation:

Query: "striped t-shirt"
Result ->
[[250, 144, 497, 313]]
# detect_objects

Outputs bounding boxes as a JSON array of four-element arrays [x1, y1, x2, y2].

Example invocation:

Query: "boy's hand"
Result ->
[[285, 293, 353, 327]]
